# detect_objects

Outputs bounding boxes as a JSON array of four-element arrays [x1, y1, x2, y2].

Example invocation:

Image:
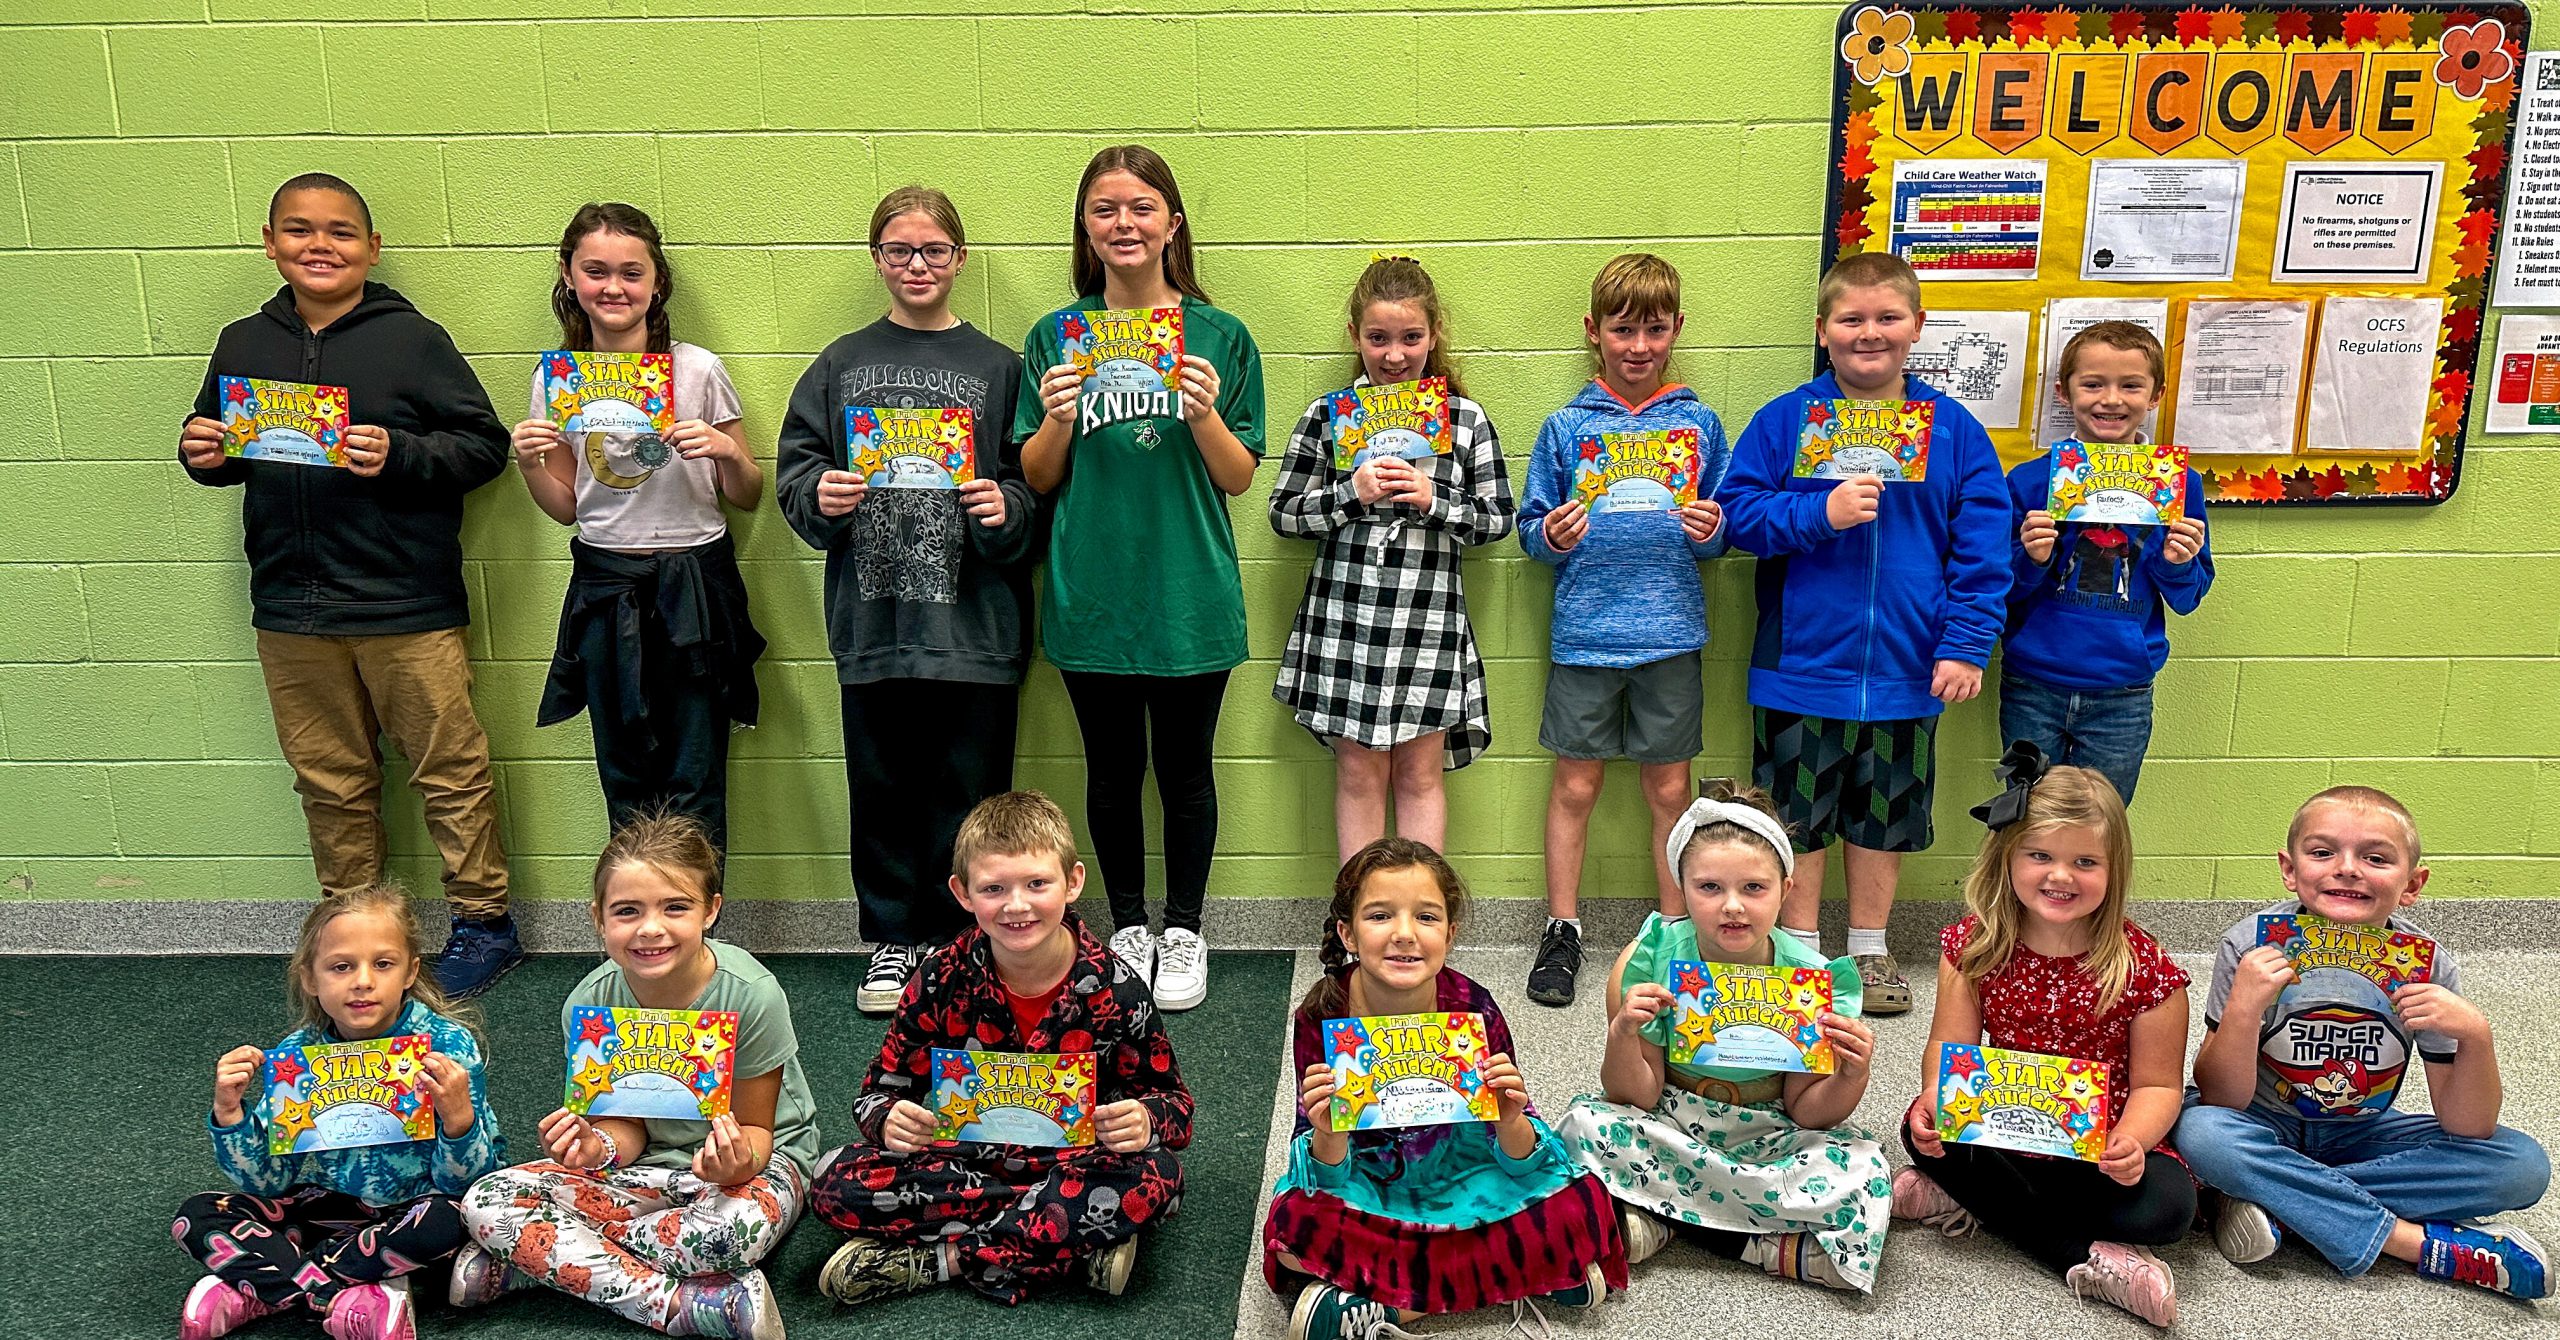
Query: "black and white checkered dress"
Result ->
[[1268, 388, 1515, 770]]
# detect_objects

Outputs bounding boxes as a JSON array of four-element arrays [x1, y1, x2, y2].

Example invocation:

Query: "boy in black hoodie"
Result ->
[[177, 173, 521, 998]]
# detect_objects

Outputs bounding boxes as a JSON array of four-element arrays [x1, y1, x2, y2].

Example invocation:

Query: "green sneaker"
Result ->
[[816, 1236, 941, 1307], [1289, 1283, 1419, 1340]]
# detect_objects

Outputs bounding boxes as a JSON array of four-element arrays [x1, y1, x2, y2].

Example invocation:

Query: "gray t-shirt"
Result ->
[[564, 937, 821, 1179], [529, 341, 743, 550], [2204, 899, 2460, 1120]]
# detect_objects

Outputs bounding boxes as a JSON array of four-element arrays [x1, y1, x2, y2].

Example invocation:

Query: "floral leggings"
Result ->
[[460, 1156, 804, 1332]]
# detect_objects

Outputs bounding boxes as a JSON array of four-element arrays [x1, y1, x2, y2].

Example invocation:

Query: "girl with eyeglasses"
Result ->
[[777, 186, 1038, 1015]]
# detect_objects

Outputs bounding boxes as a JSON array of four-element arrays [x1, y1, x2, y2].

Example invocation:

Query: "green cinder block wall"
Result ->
[[1, 2, 2554, 914]]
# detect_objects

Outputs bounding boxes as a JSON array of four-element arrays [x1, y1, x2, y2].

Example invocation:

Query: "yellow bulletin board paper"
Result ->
[[1826, 1, 2528, 505]]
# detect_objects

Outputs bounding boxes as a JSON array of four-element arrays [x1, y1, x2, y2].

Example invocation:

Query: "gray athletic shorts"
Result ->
[[1537, 651, 1704, 764]]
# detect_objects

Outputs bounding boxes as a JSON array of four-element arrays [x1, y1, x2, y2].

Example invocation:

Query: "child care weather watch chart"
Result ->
[[1826, 0, 2528, 504]]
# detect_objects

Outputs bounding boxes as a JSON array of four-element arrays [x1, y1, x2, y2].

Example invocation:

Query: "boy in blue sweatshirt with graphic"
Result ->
[[1517, 254, 1733, 1006], [1714, 252, 2008, 1016], [2002, 321, 2212, 806]]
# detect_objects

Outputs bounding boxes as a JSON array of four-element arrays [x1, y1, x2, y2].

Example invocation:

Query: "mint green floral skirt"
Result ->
[[1555, 1086, 1890, 1291]]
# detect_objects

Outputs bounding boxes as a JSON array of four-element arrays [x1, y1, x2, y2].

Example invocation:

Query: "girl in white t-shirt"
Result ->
[[509, 203, 766, 859]]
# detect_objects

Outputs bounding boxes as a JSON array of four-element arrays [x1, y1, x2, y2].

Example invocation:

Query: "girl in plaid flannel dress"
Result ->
[[1270, 256, 1515, 864]]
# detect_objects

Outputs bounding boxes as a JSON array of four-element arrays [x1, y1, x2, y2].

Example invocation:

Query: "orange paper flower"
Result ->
[[2436, 19, 2514, 100], [1842, 6, 1916, 84]]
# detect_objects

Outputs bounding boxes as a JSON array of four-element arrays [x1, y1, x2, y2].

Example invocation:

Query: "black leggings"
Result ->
[[173, 1188, 467, 1308], [1901, 1122, 2196, 1273], [1059, 668, 1230, 934]]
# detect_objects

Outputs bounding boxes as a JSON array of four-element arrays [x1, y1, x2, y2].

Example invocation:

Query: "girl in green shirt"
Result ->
[[1014, 145, 1266, 1013]]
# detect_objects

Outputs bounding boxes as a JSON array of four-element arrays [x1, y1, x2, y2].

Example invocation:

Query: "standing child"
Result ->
[[1896, 748, 2194, 1326], [1270, 255, 1515, 863], [177, 172, 520, 998], [808, 790, 1190, 1306], [2001, 322, 2212, 805], [511, 203, 766, 857], [1714, 250, 2009, 1015], [176, 884, 503, 1340], [2175, 786, 2549, 1298], [1017, 145, 1266, 1011], [1267, 840, 1628, 1340], [455, 815, 818, 1336], [1555, 784, 1889, 1294], [777, 186, 1035, 1015], [1515, 254, 1732, 1007]]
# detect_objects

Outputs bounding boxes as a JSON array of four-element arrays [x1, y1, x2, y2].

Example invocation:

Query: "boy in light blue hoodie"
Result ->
[[1516, 254, 1733, 1006], [1714, 251, 2008, 1016]]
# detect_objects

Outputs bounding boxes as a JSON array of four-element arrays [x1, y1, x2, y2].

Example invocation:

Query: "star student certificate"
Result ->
[[2046, 439, 2189, 526], [1793, 399, 1933, 481], [1935, 1043, 2110, 1163], [1570, 427, 1702, 513], [1324, 1011, 1501, 1133], [2256, 912, 2437, 993], [929, 1048, 1098, 1148], [262, 1033, 436, 1156], [564, 1006, 738, 1121], [219, 376, 350, 468], [846, 406, 976, 489], [1664, 959, 1835, 1073], [540, 350, 675, 438], [1057, 305, 1183, 426], [1328, 376, 1454, 470]]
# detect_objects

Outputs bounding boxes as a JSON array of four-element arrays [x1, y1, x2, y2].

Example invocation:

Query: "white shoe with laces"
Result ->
[[1108, 924, 1158, 990], [1153, 926, 1208, 1010], [858, 942, 922, 1015]]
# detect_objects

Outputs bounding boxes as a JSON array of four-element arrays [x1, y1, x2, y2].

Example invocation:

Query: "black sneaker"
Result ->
[[435, 916, 524, 1000], [1527, 919, 1582, 1006]]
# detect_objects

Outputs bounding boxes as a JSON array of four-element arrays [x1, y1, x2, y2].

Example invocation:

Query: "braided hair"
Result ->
[[1297, 837, 1470, 1019]]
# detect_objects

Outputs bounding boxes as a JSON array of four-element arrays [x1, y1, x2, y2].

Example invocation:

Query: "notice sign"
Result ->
[[2486, 314, 2560, 434], [2495, 52, 2560, 306], [1888, 159, 2047, 280], [2274, 163, 2443, 284], [2082, 159, 2245, 283]]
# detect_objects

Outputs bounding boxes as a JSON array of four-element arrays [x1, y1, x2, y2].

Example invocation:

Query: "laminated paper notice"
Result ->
[[2035, 297, 2169, 449], [1888, 159, 2047, 281], [2304, 298, 2443, 455], [2273, 163, 2442, 285], [1909, 309, 2032, 429], [2172, 301, 2312, 455], [2081, 159, 2245, 283], [2485, 314, 2560, 434], [2494, 52, 2560, 307]]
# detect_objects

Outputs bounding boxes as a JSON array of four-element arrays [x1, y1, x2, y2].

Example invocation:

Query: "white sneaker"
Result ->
[[1154, 927, 1207, 1011], [1619, 1206, 1673, 1266], [1109, 924, 1157, 989]]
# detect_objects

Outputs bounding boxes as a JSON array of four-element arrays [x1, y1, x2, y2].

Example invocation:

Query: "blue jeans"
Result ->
[[1998, 672, 2153, 803], [2174, 1096, 2552, 1275]]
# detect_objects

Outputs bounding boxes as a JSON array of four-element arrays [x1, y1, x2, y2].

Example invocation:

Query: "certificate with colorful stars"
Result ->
[[2046, 439, 2188, 526], [1570, 428, 1701, 513], [1794, 399, 1932, 481], [262, 1034, 435, 1156], [1935, 1043, 2110, 1163], [219, 376, 349, 468], [1324, 1012, 1500, 1133], [1665, 960, 1834, 1073], [2256, 913, 2436, 993], [1058, 306, 1183, 400], [846, 405, 975, 489], [539, 350, 674, 437], [563, 1006, 737, 1122], [929, 1048, 1097, 1148], [1327, 376, 1453, 470]]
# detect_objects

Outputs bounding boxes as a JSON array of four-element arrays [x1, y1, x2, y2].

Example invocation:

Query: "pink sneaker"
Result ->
[[180, 1275, 275, 1340], [2067, 1241, 2178, 1327], [1889, 1168, 1977, 1237], [322, 1281, 416, 1340]]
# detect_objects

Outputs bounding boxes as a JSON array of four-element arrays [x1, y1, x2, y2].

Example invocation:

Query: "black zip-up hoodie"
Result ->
[[185, 282, 508, 636]]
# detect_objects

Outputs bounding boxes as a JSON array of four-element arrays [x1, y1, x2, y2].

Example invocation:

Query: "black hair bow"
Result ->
[[1970, 740, 2052, 830]]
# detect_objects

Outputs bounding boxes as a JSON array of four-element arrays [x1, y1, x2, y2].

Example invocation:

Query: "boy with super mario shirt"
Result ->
[[2176, 786, 2550, 1299], [1713, 251, 2009, 1016], [807, 789, 1191, 1308]]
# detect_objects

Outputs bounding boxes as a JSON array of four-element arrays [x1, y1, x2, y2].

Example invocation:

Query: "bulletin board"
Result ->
[[1824, 0, 2528, 504]]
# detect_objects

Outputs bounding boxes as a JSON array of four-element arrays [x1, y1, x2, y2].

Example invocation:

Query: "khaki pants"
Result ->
[[255, 627, 510, 919]]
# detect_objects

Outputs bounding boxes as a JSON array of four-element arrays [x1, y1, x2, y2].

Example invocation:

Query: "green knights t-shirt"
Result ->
[[1012, 295, 1265, 675]]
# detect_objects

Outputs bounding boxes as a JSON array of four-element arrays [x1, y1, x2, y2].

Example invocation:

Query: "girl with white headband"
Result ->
[[1554, 782, 1891, 1293]]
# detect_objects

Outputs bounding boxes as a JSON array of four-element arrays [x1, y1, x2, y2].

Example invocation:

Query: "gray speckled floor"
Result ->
[[1235, 946, 2558, 1338]]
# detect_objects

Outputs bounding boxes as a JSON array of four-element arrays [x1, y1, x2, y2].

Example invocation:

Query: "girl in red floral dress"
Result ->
[[1898, 745, 2195, 1327]]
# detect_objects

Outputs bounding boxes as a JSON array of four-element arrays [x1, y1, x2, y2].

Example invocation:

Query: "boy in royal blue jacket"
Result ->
[[1713, 252, 2007, 1016], [2002, 321, 2212, 806]]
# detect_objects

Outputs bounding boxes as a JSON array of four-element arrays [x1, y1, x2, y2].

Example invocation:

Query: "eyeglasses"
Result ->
[[873, 242, 958, 269]]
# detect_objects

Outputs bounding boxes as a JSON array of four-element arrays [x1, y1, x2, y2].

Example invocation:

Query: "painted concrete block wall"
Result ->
[[1, 1, 2554, 914]]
